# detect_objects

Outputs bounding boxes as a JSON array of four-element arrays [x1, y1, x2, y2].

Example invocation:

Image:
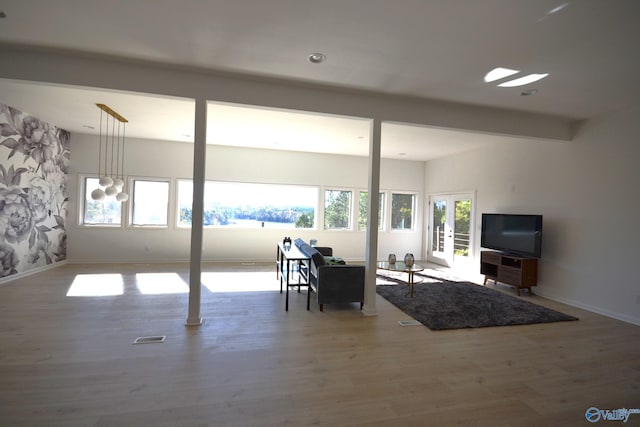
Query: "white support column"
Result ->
[[362, 118, 381, 316], [186, 98, 207, 326]]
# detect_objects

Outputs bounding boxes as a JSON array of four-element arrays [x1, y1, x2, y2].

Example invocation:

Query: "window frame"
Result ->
[[357, 190, 385, 231], [323, 188, 353, 230], [78, 174, 124, 228], [129, 177, 171, 228], [390, 191, 417, 231], [176, 179, 319, 230]]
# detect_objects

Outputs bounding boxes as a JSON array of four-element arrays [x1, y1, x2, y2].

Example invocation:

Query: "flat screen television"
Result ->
[[481, 213, 543, 258]]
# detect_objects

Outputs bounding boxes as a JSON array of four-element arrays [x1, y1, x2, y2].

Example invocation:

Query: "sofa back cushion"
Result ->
[[311, 252, 326, 267]]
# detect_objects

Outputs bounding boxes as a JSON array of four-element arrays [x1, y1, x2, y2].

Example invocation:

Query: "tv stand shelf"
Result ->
[[480, 250, 538, 296]]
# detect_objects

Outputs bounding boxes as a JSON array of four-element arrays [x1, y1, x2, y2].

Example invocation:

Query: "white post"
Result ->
[[186, 98, 207, 326], [362, 118, 381, 316]]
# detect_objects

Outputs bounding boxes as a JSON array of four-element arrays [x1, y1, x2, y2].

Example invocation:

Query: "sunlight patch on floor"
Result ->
[[202, 271, 279, 293], [136, 273, 189, 294], [66, 274, 124, 297]]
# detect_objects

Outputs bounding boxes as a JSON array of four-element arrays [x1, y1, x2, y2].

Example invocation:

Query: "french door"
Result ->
[[428, 193, 474, 267]]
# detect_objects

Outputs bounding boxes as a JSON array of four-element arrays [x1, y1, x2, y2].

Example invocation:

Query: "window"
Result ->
[[177, 180, 193, 227], [324, 189, 352, 229], [358, 191, 384, 230], [132, 179, 169, 226], [391, 193, 415, 230], [82, 177, 122, 226], [177, 180, 317, 229]]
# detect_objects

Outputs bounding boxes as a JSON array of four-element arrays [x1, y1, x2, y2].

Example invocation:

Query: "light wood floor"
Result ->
[[1, 262, 638, 427]]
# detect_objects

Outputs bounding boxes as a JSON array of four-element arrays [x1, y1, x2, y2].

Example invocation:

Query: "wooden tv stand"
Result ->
[[480, 250, 538, 296]]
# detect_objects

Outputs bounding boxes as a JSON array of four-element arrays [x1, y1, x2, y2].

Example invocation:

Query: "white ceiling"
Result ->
[[1, 0, 638, 160]]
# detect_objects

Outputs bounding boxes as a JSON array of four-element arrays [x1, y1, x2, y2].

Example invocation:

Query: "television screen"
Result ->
[[481, 214, 543, 258]]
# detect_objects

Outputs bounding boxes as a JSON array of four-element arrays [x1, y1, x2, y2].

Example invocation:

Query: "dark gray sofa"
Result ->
[[294, 238, 365, 311]]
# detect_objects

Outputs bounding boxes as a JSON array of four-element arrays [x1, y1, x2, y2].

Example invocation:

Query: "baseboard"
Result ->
[[66, 257, 276, 264], [0, 260, 67, 285], [67, 256, 366, 265], [535, 288, 640, 326], [67, 258, 191, 265]]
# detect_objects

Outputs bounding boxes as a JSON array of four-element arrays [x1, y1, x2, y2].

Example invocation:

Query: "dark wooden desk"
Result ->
[[276, 242, 311, 311]]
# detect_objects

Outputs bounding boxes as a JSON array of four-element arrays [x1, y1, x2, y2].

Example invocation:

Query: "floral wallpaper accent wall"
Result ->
[[0, 102, 69, 279]]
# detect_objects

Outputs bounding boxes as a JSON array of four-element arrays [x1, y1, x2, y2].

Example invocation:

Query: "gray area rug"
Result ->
[[376, 275, 578, 330]]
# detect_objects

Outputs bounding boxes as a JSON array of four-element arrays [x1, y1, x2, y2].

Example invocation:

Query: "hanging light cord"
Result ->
[[98, 109, 103, 177], [121, 122, 126, 180], [110, 117, 116, 181], [116, 120, 121, 180], [103, 114, 110, 178]]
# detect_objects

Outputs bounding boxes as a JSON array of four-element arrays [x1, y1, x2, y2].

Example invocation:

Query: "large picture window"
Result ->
[[324, 189, 352, 229], [391, 193, 415, 230], [82, 177, 122, 226], [177, 180, 317, 228], [358, 191, 384, 230], [132, 179, 169, 226]]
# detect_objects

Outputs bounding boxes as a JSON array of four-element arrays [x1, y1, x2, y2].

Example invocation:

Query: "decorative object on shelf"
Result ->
[[404, 253, 415, 267], [388, 253, 396, 264], [91, 104, 129, 202], [283, 236, 292, 250]]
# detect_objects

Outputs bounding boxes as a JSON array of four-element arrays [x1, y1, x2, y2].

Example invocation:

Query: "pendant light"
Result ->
[[91, 104, 129, 202], [90, 108, 107, 201]]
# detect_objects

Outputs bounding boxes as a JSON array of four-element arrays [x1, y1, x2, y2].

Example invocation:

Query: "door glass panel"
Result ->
[[431, 200, 447, 256], [454, 199, 471, 258]]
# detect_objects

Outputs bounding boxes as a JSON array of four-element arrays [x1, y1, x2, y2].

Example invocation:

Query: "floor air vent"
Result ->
[[133, 336, 166, 344], [398, 320, 422, 327]]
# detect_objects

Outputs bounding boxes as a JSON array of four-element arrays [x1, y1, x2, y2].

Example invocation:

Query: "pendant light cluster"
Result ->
[[91, 103, 129, 202]]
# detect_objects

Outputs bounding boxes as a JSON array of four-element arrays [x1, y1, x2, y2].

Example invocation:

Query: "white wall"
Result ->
[[424, 106, 640, 325], [68, 134, 424, 263]]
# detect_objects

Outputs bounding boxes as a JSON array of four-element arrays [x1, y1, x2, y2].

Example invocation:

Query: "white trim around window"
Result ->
[[78, 174, 124, 227], [128, 177, 171, 228], [390, 191, 417, 231]]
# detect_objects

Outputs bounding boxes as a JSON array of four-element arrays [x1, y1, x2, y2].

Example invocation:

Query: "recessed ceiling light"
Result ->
[[498, 73, 549, 87], [521, 89, 539, 96], [484, 67, 519, 83], [82, 124, 95, 129], [308, 53, 326, 64], [398, 152, 407, 156]]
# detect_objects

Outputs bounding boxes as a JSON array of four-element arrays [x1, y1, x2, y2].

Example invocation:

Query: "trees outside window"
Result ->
[[83, 177, 121, 225], [391, 193, 414, 230], [358, 191, 384, 230], [454, 199, 471, 256], [177, 180, 317, 228], [324, 189, 352, 229]]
